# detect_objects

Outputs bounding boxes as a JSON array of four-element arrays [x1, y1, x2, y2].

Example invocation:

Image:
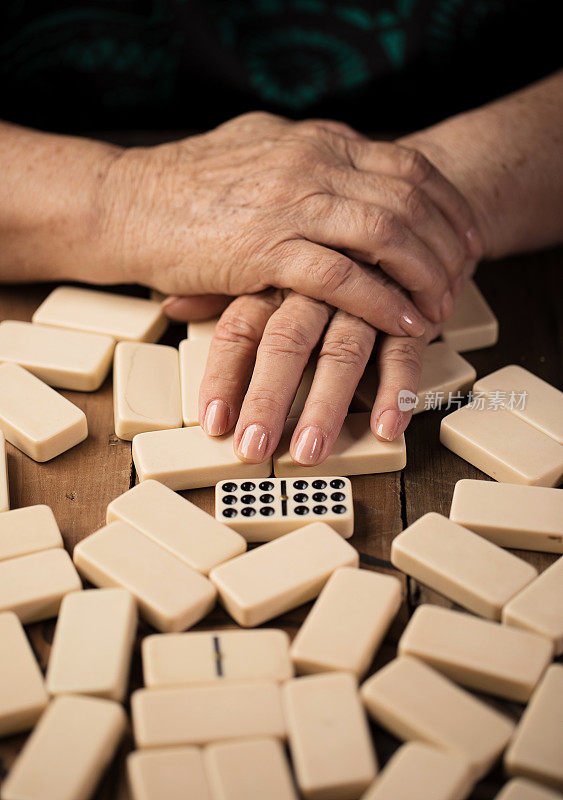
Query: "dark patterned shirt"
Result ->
[[1, 0, 560, 134]]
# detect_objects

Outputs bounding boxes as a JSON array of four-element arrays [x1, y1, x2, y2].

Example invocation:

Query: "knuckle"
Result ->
[[244, 387, 285, 416], [261, 316, 312, 355], [319, 332, 371, 369], [372, 209, 403, 248], [397, 147, 433, 185], [381, 341, 423, 378], [402, 184, 429, 223], [308, 255, 355, 296], [214, 314, 261, 349]]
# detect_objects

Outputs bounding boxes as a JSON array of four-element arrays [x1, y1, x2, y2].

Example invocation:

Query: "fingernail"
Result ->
[[292, 425, 324, 465], [237, 424, 269, 462], [203, 399, 229, 436], [375, 409, 402, 441], [399, 313, 425, 338], [464, 227, 483, 259], [441, 290, 454, 321]]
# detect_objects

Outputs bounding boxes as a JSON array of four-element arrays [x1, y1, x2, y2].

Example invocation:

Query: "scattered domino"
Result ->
[[0, 432, 9, 512], [46, 588, 137, 702], [0, 505, 63, 562], [204, 738, 298, 800], [440, 404, 563, 487], [391, 513, 537, 619], [449, 479, 563, 553], [107, 479, 246, 575], [504, 664, 563, 790], [398, 604, 553, 702], [113, 342, 182, 440], [142, 629, 293, 687], [0, 320, 114, 391], [473, 364, 563, 444], [131, 680, 286, 748], [355, 341, 476, 414], [502, 556, 563, 655], [0, 694, 126, 800], [441, 280, 498, 352], [360, 656, 515, 780], [32, 285, 167, 342], [494, 779, 563, 800], [132, 425, 272, 491], [284, 672, 377, 800], [290, 567, 402, 678], [215, 476, 353, 541], [273, 412, 406, 478], [0, 363, 88, 462], [0, 548, 81, 623], [0, 612, 48, 737], [73, 521, 216, 632], [187, 317, 219, 342], [287, 361, 316, 419], [179, 339, 209, 426], [209, 522, 359, 627], [359, 742, 473, 800], [127, 747, 212, 800]]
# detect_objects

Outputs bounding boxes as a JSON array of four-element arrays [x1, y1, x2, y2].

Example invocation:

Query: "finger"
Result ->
[[161, 294, 233, 321], [299, 195, 452, 322], [271, 239, 427, 338], [290, 310, 376, 465], [370, 323, 440, 441], [233, 293, 332, 463], [198, 291, 282, 436], [342, 141, 484, 259], [323, 168, 467, 291]]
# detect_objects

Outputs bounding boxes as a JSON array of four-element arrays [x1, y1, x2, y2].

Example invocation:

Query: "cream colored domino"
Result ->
[[0, 431, 8, 512], [274, 412, 406, 478], [73, 521, 216, 633], [0, 612, 48, 737], [288, 361, 316, 419], [132, 680, 286, 748], [359, 742, 473, 800], [187, 317, 220, 342], [0, 694, 126, 800], [494, 779, 563, 800], [391, 513, 537, 620], [210, 522, 359, 627], [504, 665, 563, 790], [179, 339, 209, 426], [502, 557, 563, 656], [283, 672, 377, 800], [107, 479, 246, 575], [441, 280, 498, 352], [473, 365, 563, 444], [361, 656, 514, 781], [46, 588, 137, 702], [143, 629, 293, 687], [113, 342, 182, 440], [355, 342, 476, 414], [32, 285, 167, 342], [215, 476, 353, 541], [290, 567, 402, 678], [0, 320, 114, 391], [132, 426, 272, 491], [440, 405, 563, 487], [0, 363, 88, 462], [450, 480, 563, 553], [398, 604, 553, 702], [0, 548, 81, 623], [127, 747, 212, 800], [204, 738, 298, 800], [0, 505, 63, 562]]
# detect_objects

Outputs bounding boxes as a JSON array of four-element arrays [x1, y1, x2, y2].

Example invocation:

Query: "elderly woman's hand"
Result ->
[[102, 112, 481, 335]]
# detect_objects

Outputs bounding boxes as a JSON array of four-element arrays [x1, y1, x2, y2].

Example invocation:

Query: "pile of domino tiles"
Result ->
[[0, 282, 562, 800]]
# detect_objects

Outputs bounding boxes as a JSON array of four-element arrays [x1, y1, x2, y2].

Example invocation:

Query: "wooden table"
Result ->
[[0, 248, 561, 799]]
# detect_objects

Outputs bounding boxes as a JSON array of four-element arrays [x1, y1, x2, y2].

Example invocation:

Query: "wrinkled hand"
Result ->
[[102, 112, 482, 336]]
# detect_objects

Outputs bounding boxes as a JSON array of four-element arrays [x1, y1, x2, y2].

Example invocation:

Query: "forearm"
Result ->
[[400, 70, 563, 259], [0, 121, 122, 283]]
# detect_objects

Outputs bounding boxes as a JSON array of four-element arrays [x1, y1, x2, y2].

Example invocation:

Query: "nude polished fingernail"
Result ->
[[203, 399, 229, 437], [237, 424, 269, 462], [399, 313, 425, 338], [292, 425, 324, 465], [375, 409, 402, 441], [464, 227, 483, 259]]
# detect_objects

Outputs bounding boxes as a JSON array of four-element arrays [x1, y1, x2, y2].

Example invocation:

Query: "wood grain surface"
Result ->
[[0, 248, 561, 800]]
